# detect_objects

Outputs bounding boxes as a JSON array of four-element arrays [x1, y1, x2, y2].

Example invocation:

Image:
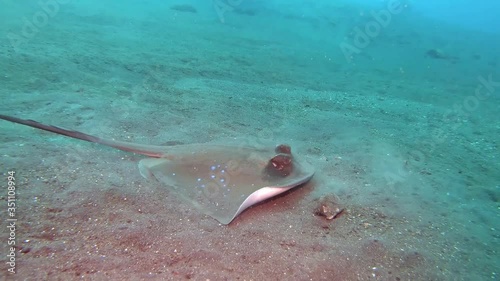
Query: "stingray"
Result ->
[[0, 114, 314, 224]]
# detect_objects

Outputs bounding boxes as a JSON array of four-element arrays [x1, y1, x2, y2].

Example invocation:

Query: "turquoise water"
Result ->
[[0, 0, 499, 280]]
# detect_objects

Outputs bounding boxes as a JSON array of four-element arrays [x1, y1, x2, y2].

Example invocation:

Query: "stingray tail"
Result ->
[[0, 114, 167, 158]]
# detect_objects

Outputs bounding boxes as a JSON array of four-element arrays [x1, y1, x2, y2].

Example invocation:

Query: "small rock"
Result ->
[[314, 194, 345, 220], [170, 4, 197, 13]]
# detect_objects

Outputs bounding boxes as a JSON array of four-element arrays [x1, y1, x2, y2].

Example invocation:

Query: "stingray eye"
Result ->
[[266, 154, 293, 177], [275, 144, 292, 155]]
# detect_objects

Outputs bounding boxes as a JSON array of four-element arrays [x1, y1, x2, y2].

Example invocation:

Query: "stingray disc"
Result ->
[[138, 144, 314, 224]]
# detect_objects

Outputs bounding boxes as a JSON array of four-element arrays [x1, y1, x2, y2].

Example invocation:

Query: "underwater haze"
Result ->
[[0, 0, 499, 280]]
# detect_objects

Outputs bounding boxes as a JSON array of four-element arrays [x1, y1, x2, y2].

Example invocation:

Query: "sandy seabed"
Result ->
[[0, 1, 498, 280]]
